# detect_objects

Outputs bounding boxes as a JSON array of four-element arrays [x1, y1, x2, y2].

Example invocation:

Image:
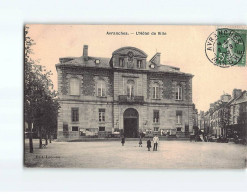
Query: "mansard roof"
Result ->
[[58, 56, 111, 68], [229, 90, 247, 105], [56, 46, 193, 77]]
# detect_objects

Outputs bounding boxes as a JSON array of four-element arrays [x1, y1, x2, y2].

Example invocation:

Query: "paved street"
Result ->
[[24, 139, 247, 169]]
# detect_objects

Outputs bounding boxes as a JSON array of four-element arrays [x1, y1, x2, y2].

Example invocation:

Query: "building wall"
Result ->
[[112, 104, 193, 134], [230, 104, 240, 125], [113, 71, 147, 100], [56, 46, 194, 140], [147, 74, 192, 104], [57, 68, 193, 140], [146, 105, 193, 132], [58, 101, 114, 140], [58, 67, 113, 101]]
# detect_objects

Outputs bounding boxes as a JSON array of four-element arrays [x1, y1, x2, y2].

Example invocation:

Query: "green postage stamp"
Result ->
[[205, 28, 246, 68]]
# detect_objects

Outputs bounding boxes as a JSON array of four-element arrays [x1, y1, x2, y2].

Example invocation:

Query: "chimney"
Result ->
[[83, 45, 88, 61], [221, 94, 231, 102], [150, 52, 161, 66], [155, 53, 161, 65], [232, 89, 242, 99]]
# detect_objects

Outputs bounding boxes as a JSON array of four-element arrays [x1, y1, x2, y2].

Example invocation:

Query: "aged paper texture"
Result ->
[[24, 25, 247, 168]]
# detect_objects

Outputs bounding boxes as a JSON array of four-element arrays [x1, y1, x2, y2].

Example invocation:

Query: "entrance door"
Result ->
[[123, 108, 139, 138]]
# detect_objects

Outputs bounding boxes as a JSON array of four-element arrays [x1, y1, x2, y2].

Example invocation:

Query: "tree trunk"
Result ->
[[49, 132, 52, 143], [28, 122, 33, 153], [39, 127, 42, 149], [45, 134, 48, 145]]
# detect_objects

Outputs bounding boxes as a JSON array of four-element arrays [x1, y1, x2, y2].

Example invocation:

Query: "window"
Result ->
[[119, 58, 124, 67], [70, 78, 80, 96], [71, 108, 79, 122], [175, 85, 182, 100], [154, 127, 159, 132], [97, 80, 106, 97], [99, 109, 105, 122], [95, 59, 100, 64], [127, 80, 134, 97], [153, 110, 159, 123], [185, 125, 189, 132], [152, 83, 160, 99], [176, 111, 182, 124], [63, 123, 68, 132], [72, 126, 79, 131], [137, 60, 142, 68], [177, 127, 181, 131], [99, 126, 105, 131]]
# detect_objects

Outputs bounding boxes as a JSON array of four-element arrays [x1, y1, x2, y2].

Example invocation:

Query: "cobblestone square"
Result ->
[[24, 139, 247, 169]]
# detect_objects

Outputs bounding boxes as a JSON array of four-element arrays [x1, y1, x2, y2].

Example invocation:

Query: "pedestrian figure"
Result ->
[[139, 137, 142, 147], [153, 135, 159, 151], [147, 139, 151, 151], [121, 137, 125, 146]]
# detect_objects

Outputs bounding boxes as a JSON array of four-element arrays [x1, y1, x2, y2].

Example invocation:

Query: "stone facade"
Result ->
[[228, 90, 247, 139], [201, 89, 247, 139], [56, 46, 194, 141]]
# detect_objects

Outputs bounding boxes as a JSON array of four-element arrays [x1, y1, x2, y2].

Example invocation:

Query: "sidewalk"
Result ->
[[67, 136, 190, 142]]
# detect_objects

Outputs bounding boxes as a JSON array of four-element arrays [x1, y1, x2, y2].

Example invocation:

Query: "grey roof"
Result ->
[[57, 55, 193, 76], [229, 90, 247, 105], [59, 56, 111, 68]]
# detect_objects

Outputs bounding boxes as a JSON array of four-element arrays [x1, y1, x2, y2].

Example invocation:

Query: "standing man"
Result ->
[[147, 139, 151, 151], [139, 136, 143, 147], [121, 136, 125, 146], [153, 135, 159, 151]]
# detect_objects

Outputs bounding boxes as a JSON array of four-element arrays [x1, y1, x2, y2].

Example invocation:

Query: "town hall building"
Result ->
[[56, 45, 194, 140]]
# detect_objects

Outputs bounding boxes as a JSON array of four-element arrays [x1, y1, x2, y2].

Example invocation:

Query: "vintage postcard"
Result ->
[[24, 25, 247, 168]]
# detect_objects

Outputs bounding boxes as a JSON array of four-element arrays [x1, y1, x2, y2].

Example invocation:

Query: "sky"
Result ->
[[28, 25, 247, 112]]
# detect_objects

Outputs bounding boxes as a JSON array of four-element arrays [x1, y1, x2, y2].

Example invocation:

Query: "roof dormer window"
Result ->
[[150, 64, 155, 69], [137, 60, 142, 68], [95, 59, 100, 64], [119, 58, 124, 67]]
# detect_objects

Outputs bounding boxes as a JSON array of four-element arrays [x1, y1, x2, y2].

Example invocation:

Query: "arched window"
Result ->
[[175, 85, 182, 100], [70, 78, 80, 96], [127, 80, 134, 97], [152, 83, 160, 99], [97, 80, 106, 97]]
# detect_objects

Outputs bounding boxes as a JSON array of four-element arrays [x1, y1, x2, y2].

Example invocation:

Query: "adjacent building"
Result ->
[[56, 45, 194, 140], [192, 104, 198, 129], [201, 89, 247, 139], [228, 89, 247, 138], [209, 94, 231, 137]]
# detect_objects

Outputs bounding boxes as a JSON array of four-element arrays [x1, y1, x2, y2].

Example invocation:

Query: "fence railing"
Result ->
[[118, 95, 144, 104]]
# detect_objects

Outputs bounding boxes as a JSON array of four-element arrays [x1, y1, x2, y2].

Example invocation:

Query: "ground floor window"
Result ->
[[99, 126, 105, 131], [153, 110, 159, 123], [177, 127, 181, 131], [72, 126, 79, 131], [176, 110, 182, 124], [185, 125, 189, 132], [71, 108, 79, 122], [63, 123, 68, 132], [154, 127, 159, 132], [99, 109, 105, 122]]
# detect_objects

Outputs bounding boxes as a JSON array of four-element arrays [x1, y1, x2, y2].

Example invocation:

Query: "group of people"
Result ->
[[121, 135, 159, 151]]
